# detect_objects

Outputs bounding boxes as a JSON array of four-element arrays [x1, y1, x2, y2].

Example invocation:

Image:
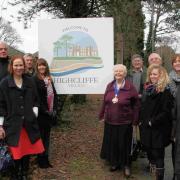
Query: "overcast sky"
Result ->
[[1, 0, 179, 54], [0, 0, 52, 53]]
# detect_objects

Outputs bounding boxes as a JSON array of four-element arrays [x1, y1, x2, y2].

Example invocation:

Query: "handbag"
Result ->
[[130, 129, 140, 161], [0, 140, 14, 171], [130, 137, 140, 161]]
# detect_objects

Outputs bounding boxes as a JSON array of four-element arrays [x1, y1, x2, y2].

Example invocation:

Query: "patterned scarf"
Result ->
[[44, 77, 54, 112], [144, 83, 157, 96]]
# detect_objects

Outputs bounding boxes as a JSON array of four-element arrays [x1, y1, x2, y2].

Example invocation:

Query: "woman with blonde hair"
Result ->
[[139, 64, 173, 180]]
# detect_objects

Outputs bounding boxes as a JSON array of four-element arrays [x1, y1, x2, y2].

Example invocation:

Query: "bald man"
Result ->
[[0, 41, 9, 81], [148, 53, 162, 66]]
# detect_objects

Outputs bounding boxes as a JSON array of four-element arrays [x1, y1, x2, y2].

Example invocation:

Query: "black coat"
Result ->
[[172, 82, 180, 174], [0, 75, 40, 146], [33, 76, 58, 128], [0, 57, 9, 81], [139, 88, 173, 148]]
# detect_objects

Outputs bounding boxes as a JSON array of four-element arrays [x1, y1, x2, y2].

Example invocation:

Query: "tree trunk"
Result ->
[[116, 32, 124, 64]]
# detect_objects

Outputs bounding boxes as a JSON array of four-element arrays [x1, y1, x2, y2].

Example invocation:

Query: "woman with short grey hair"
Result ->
[[99, 64, 139, 177]]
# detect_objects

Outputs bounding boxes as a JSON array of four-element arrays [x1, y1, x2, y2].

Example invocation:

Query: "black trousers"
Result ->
[[12, 155, 29, 178], [146, 148, 165, 168], [176, 174, 180, 180], [39, 126, 51, 156]]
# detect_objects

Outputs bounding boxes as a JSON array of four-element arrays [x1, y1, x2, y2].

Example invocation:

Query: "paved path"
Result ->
[[131, 145, 173, 180], [164, 146, 173, 180]]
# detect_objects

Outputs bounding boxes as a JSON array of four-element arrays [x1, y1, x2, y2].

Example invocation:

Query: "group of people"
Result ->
[[99, 52, 180, 180], [0, 40, 179, 180], [0, 41, 57, 180]]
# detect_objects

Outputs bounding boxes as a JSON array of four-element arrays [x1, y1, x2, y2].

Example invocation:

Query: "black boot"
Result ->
[[10, 160, 21, 180], [21, 156, 29, 180], [38, 155, 49, 169], [45, 155, 53, 168], [156, 168, 164, 180]]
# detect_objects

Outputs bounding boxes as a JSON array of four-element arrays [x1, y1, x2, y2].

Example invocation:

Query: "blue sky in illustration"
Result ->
[[63, 31, 97, 48], [54, 31, 98, 57]]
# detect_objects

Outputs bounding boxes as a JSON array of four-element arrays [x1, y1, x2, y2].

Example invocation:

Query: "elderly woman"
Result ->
[[140, 64, 173, 180], [99, 64, 139, 177], [169, 54, 180, 180]]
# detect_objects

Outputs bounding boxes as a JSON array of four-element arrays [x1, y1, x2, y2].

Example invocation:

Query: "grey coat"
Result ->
[[126, 66, 147, 95]]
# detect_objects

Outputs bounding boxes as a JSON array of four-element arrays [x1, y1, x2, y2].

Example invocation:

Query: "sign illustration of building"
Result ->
[[50, 31, 103, 76]]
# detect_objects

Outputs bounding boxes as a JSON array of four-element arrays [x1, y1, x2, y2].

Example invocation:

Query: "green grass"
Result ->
[[68, 155, 105, 180]]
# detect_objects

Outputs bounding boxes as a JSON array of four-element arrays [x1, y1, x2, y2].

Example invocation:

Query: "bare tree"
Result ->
[[7, 0, 104, 28], [143, 0, 180, 59], [0, 17, 22, 47]]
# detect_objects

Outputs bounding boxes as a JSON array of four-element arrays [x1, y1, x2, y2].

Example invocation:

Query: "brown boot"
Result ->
[[150, 163, 156, 174], [156, 168, 164, 180], [124, 166, 131, 178]]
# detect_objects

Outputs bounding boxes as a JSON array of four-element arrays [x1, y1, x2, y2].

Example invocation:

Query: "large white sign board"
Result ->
[[38, 18, 114, 94]]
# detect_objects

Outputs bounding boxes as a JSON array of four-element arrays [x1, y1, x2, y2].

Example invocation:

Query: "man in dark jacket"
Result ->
[[0, 41, 10, 179], [0, 41, 9, 81]]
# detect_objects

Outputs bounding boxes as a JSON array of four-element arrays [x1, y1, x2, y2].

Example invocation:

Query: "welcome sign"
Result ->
[[38, 18, 114, 94]]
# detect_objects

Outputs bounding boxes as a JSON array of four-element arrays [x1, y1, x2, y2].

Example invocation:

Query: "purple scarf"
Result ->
[[44, 77, 54, 112]]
